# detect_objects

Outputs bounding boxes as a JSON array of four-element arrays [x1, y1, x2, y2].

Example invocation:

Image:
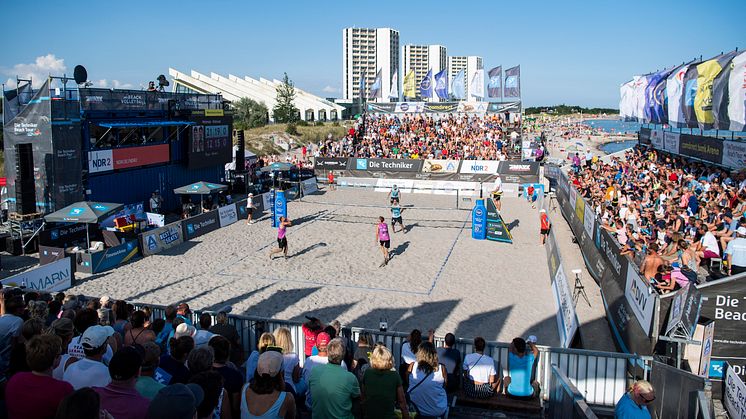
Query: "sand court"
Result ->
[[68, 187, 559, 344]]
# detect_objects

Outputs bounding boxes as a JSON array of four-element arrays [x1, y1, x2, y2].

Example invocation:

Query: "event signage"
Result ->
[[650, 129, 664, 149], [314, 157, 348, 170], [39, 246, 66, 266], [142, 222, 184, 256], [1, 257, 73, 293], [422, 160, 459, 173], [471, 200, 486, 240], [84, 240, 139, 273], [395, 102, 425, 113], [639, 128, 651, 144], [552, 265, 578, 348], [188, 110, 233, 169], [349, 158, 423, 172], [182, 211, 220, 240], [485, 198, 512, 243], [300, 178, 318, 195], [723, 141, 746, 170], [725, 364, 746, 419], [663, 131, 680, 154], [459, 160, 500, 174], [624, 261, 656, 335], [218, 203, 238, 227], [273, 190, 287, 228], [146, 212, 165, 228], [664, 284, 702, 338], [424, 103, 459, 113], [87, 144, 170, 174], [678, 133, 723, 164], [39, 223, 88, 248]]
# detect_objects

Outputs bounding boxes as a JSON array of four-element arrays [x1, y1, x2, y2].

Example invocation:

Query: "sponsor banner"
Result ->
[[423, 103, 459, 113], [664, 284, 702, 338], [340, 170, 497, 183], [485, 198, 512, 243], [366, 103, 396, 113], [182, 211, 220, 240], [422, 159, 459, 173], [78, 88, 224, 111], [218, 203, 238, 227], [486, 102, 521, 114], [395, 102, 425, 113], [313, 157, 348, 170], [624, 261, 656, 335], [84, 240, 139, 273], [261, 193, 273, 211], [188, 112, 233, 169], [639, 128, 651, 144], [663, 131, 680, 154], [552, 264, 579, 348], [497, 161, 540, 180], [51, 123, 84, 209], [698, 321, 715, 377], [583, 203, 595, 238], [725, 364, 746, 419], [39, 223, 89, 248], [301, 178, 318, 195], [678, 133, 723, 164], [459, 160, 501, 174], [273, 190, 287, 227], [88, 149, 114, 174], [348, 158, 423, 172], [146, 212, 165, 228], [575, 195, 585, 224], [1, 257, 74, 293], [89, 144, 170, 174], [457, 101, 488, 113], [141, 222, 184, 256], [650, 129, 664, 149], [723, 141, 746, 170], [39, 245, 66, 266]]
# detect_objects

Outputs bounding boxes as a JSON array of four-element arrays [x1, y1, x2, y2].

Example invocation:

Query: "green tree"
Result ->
[[272, 73, 299, 123], [232, 97, 268, 130]]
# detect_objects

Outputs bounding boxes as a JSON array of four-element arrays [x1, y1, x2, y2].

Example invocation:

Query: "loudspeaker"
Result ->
[[235, 130, 246, 172], [15, 144, 36, 215]]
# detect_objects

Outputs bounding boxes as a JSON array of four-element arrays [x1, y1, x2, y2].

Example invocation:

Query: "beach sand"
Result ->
[[68, 188, 560, 345]]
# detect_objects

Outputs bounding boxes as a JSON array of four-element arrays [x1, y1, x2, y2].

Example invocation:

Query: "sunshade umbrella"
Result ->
[[259, 162, 293, 172], [44, 201, 124, 249], [173, 181, 228, 212]]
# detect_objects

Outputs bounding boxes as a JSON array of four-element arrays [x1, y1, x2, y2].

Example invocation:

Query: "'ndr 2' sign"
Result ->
[[459, 160, 500, 174], [88, 150, 113, 173]]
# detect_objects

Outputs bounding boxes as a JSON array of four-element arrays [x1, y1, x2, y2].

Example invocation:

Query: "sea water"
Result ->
[[582, 119, 641, 134], [600, 140, 636, 154]]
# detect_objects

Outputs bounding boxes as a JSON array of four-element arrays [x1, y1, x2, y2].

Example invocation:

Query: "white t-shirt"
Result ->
[[401, 342, 417, 365], [701, 232, 720, 255], [463, 353, 496, 383], [493, 178, 502, 193], [63, 358, 111, 390]]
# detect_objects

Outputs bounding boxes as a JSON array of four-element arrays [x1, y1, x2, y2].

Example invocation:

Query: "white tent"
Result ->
[[225, 146, 258, 171]]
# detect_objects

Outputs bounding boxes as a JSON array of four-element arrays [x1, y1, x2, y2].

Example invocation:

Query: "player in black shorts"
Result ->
[[390, 203, 406, 233]]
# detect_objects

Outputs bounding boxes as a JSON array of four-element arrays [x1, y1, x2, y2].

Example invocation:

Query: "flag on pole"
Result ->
[[451, 69, 465, 100], [389, 71, 399, 99], [369, 69, 382, 99], [434, 69, 449, 99], [504, 66, 520, 98], [487, 66, 502, 98], [403, 70, 416, 99], [667, 65, 693, 127], [715, 50, 746, 131], [470, 69, 484, 98], [359, 69, 366, 99], [694, 50, 739, 130], [420, 69, 433, 99]]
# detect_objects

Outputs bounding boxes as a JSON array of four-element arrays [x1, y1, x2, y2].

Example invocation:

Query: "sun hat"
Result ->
[[174, 323, 197, 339], [256, 351, 283, 377], [316, 332, 331, 348]]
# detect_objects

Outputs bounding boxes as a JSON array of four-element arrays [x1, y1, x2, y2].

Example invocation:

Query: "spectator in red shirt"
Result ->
[[302, 316, 324, 357], [6, 334, 73, 419], [94, 346, 150, 419], [540, 209, 551, 245]]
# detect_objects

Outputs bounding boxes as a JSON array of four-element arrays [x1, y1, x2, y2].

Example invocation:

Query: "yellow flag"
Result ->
[[403, 70, 416, 99], [694, 51, 737, 128]]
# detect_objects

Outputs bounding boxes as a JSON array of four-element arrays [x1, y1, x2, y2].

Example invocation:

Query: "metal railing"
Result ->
[[131, 302, 648, 408], [549, 364, 599, 419]]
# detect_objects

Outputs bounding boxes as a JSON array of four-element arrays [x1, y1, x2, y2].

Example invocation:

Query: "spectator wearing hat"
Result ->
[[63, 325, 114, 389], [309, 338, 359, 419], [160, 335, 194, 384], [94, 346, 150, 419], [6, 334, 73, 419], [136, 342, 166, 399], [69, 308, 116, 363], [725, 226, 746, 275], [241, 351, 296, 418], [190, 371, 228, 419], [147, 383, 204, 419]]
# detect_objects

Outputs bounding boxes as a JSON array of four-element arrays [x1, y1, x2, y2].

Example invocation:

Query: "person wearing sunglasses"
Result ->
[[615, 380, 655, 418]]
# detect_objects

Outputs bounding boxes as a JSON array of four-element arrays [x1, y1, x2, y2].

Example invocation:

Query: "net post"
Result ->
[[456, 189, 459, 210]]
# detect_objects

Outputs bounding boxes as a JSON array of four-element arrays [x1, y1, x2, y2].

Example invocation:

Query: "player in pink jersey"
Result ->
[[269, 216, 292, 259], [375, 216, 391, 267]]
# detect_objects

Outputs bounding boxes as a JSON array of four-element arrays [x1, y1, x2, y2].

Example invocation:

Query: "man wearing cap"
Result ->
[[246, 193, 256, 225], [491, 175, 503, 212], [540, 209, 551, 245], [308, 338, 360, 418], [136, 342, 166, 400], [148, 383, 204, 419], [725, 227, 746, 276], [63, 325, 114, 389], [95, 346, 150, 419]]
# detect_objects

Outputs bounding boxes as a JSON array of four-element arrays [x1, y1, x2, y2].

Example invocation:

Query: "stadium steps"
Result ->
[[450, 391, 543, 418]]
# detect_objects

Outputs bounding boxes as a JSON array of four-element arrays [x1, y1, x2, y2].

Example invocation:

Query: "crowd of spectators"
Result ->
[[568, 145, 746, 291], [0, 291, 545, 419], [315, 114, 522, 161]]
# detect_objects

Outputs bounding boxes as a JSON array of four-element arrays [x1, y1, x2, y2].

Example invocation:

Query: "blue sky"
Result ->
[[1, 0, 743, 108]]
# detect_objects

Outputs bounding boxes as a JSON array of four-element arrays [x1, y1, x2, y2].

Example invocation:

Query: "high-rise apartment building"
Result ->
[[448, 56, 484, 101], [342, 27, 399, 102], [402, 45, 447, 101]]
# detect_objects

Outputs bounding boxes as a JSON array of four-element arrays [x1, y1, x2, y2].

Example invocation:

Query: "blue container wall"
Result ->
[[87, 164, 224, 212]]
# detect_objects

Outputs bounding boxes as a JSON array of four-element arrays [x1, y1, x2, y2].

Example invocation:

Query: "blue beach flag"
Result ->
[[451, 69, 465, 99], [434, 69, 449, 99], [420, 69, 433, 98]]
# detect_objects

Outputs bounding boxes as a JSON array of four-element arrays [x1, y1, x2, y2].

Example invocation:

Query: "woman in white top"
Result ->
[[272, 327, 304, 395], [406, 342, 448, 418], [399, 329, 421, 381]]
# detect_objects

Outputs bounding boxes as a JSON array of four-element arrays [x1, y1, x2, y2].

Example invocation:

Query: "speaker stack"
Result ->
[[14, 144, 36, 215]]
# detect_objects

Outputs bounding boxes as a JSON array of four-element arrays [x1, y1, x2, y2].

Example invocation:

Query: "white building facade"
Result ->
[[448, 56, 483, 101], [342, 27, 399, 102], [403, 44, 447, 101]]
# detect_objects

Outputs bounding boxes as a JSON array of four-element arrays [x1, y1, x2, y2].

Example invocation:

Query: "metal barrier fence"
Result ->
[[131, 302, 647, 408], [549, 365, 599, 419]]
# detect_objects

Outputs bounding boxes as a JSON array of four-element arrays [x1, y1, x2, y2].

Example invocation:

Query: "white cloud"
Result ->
[[93, 79, 133, 89], [322, 85, 339, 93], [95, 79, 108, 87], [1, 54, 66, 87]]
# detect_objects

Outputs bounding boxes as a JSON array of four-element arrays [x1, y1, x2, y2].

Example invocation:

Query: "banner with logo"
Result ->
[[39, 246, 66, 265], [457, 101, 488, 113], [51, 123, 84, 209], [301, 178, 319, 195], [273, 190, 287, 227], [544, 218, 579, 348], [366, 103, 396, 113], [650, 129, 664, 150], [88, 143, 170, 174], [77, 240, 139, 274], [667, 64, 693, 127], [39, 223, 89, 248], [503, 66, 521, 98], [678, 134, 723, 164], [314, 157, 348, 170], [422, 160, 460, 173], [663, 131, 680, 154], [146, 212, 165, 228], [420, 69, 433, 99], [451, 69, 465, 100], [78, 88, 224, 112], [497, 161, 540, 183], [694, 51, 739, 130], [434, 69, 448, 100], [182, 211, 220, 240], [459, 160, 500, 174], [724, 51, 746, 131], [638, 127, 651, 144], [723, 141, 746, 170], [624, 261, 657, 334], [423, 103, 459, 113], [395, 102, 425, 113], [218, 203, 238, 227], [487, 66, 502, 98], [348, 158, 423, 172], [725, 364, 746, 419], [141, 221, 184, 256], [1, 257, 74, 293]]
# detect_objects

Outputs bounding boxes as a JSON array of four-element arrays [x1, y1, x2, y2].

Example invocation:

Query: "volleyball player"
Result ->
[[375, 216, 391, 267], [388, 184, 400, 204], [391, 202, 406, 233], [269, 216, 292, 259]]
